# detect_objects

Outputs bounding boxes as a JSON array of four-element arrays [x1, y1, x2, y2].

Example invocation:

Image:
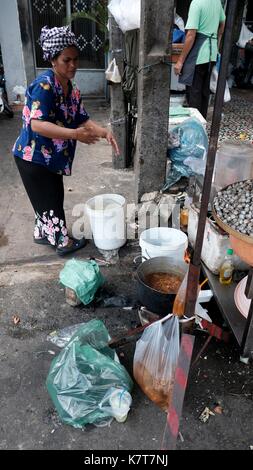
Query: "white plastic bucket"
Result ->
[[139, 227, 188, 264], [85, 194, 126, 251]]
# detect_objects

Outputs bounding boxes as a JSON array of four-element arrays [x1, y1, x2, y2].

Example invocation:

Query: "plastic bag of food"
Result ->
[[59, 259, 104, 305], [46, 320, 133, 428], [133, 315, 180, 411]]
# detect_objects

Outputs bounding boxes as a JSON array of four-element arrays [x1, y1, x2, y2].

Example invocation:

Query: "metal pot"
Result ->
[[135, 256, 187, 316]]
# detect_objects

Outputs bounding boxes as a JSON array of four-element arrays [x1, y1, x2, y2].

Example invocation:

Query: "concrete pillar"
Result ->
[[17, 0, 36, 85], [134, 0, 175, 202], [0, 0, 27, 102], [108, 14, 127, 169]]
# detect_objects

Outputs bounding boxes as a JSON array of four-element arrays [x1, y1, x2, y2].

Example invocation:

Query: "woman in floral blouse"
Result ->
[[13, 26, 119, 256]]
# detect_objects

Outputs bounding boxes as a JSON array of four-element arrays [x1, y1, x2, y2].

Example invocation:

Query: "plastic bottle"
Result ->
[[180, 207, 189, 229], [219, 249, 234, 285]]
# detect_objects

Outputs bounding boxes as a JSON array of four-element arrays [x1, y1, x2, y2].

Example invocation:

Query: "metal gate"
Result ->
[[30, 0, 106, 96]]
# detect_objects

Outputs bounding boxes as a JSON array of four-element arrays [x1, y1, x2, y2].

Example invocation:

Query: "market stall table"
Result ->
[[201, 263, 253, 362]]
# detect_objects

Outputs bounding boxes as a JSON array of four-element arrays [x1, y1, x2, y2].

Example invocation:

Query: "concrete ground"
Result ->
[[0, 102, 252, 451]]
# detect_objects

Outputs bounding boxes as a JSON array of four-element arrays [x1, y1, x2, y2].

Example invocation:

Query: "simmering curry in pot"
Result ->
[[144, 272, 182, 294]]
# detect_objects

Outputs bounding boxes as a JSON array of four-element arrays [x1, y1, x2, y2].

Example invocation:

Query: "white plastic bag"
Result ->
[[105, 58, 122, 83], [210, 66, 231, 103], [108, 0, 140, 33], [13, 85, 26, 103], [133, 314, 180, 411], [236, 23, 253, 49], [174, 12, 185, 32]]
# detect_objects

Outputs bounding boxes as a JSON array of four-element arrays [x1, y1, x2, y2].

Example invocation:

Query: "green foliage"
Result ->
[[66, 1, 108, 34]]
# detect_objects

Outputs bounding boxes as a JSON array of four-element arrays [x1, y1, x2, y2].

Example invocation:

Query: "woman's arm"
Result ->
[[31, 119, 99, 144]]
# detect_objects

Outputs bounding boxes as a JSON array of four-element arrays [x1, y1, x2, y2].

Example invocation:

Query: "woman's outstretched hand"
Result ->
[[105, 131, 120, 156], [78, 120, 120, 155]]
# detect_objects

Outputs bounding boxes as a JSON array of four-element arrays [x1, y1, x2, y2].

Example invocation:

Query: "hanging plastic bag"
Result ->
[[133, 315, 180, 412], [236, 23, 253, 49], [59, 259, 104, 306], [210, 66, 231, 103], [105, 58, 122, 83], [108, 0, 141, 33], [46, 320, 133, 428]]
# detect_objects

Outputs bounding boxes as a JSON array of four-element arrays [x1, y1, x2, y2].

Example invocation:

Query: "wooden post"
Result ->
[[108, 14, 127, 169], [134, 0, 175, 202]]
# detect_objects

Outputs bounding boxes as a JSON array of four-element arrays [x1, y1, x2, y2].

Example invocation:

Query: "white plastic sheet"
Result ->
[[108, 0, 140, 33]]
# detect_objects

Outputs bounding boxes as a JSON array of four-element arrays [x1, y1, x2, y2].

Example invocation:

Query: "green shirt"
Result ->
[[185, 0, 226, 65]]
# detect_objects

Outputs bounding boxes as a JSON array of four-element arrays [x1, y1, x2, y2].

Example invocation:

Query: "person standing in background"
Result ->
[[174, 0, 226, 118]]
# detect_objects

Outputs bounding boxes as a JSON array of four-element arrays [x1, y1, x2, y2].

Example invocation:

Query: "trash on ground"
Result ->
[[59, 259, 104, 306], [93, 286, 138, 309], [97, 248, 120, 264], [47, 323, 87, 348], [213, 405, 223, 415], [133, 314, 180, 411], [12, 315, 21, 325], [178, 431, 184, 442], [138, 307, 160, 326], [96, 294, 135, 309], [46, 319, 133, 428], [199, 407, 215, 423]]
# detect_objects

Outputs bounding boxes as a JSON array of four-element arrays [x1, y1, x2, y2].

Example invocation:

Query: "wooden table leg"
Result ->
[[161, 334, 195, 450]]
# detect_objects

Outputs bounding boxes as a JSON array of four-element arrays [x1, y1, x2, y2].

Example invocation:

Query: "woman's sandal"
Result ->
[[56, 237, 87, 256]]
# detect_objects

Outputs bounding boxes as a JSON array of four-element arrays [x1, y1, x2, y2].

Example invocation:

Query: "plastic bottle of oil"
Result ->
[[219, 249, 234, 285]]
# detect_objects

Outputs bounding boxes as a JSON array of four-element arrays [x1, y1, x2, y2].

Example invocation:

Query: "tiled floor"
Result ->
[[207, 89, 253, 143]]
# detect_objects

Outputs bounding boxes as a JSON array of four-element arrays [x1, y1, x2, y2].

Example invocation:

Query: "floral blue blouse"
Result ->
[[13, 69, 89, 175]]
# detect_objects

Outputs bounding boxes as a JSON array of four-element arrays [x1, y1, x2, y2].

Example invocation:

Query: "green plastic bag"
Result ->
[[46, 320, 133, 428], [59, 259, 104, 305]]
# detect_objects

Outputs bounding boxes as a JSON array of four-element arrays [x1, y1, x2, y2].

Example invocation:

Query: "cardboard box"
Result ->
[[169, 43, 184, 63], [188, 204, 249, 274]]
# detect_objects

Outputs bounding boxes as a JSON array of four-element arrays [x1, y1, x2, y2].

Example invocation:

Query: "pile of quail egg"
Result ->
[[213, 179, 253, 237]]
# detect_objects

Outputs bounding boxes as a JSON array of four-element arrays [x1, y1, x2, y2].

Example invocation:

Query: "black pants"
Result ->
[[186, 62, 214, 119], [15, 157, 69, 246]]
